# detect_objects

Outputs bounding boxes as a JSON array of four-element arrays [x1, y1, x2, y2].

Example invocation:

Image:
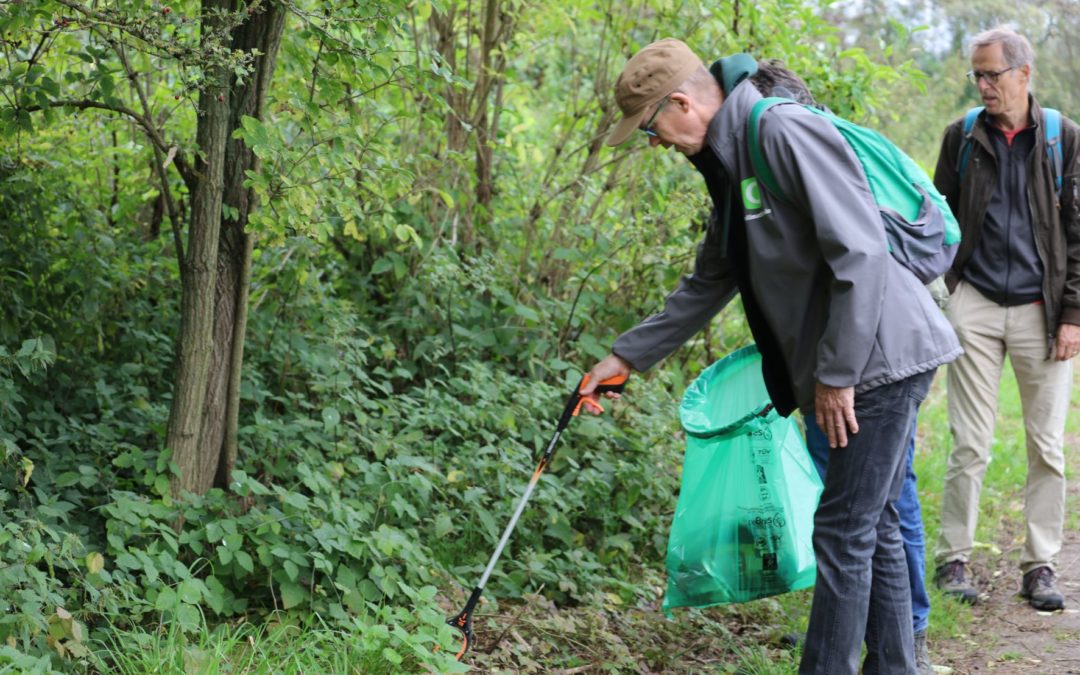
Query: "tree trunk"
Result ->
[[167, 1, 286, 496], [167, 1, 231, 496], [472, 0, 499, 229]]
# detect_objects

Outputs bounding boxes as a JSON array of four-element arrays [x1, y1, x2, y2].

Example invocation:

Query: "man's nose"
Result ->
[[977, 77, 994, 93]]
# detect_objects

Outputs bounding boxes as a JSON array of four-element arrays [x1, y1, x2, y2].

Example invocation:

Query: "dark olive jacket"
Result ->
[[933, 96, 1080, 353]]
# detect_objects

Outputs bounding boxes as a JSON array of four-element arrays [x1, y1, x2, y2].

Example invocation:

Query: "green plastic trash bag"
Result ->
[[663, 345, 822, 614]]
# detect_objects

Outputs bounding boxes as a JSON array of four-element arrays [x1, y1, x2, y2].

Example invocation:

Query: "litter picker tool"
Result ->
[[446, 373, 629, 660]]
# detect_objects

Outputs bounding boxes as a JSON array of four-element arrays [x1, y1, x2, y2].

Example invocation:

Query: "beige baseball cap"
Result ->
[[607, 38, 704, 146]]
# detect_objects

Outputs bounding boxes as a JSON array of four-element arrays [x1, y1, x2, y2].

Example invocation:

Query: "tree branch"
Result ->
[[151, 140, 188, 271], [106, 32, 196, 193], [21, 97, 142, 119]]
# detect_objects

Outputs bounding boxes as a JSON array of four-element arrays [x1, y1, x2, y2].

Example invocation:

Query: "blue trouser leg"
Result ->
[[799, 370, 934, 675], [897, 431, 930, 635], [805, 415, 931, 635]]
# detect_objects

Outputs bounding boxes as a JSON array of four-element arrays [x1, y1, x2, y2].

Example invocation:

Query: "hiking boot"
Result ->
[[913, 629, 932, 675], [1021, 566, 1065, 611], [778, 631, 803, 649], [934, 560, 977, 603]]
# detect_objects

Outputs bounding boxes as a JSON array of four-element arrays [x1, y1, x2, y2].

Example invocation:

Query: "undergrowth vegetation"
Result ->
[[0, 213, 691, 671]]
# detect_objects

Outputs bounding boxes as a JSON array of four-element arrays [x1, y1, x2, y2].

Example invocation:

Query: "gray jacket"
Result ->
[[613, 80, 962, 414]]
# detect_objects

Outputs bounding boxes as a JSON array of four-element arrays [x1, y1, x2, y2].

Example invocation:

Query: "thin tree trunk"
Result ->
[[167, 1, 231, 496], [203, 2, 286, 492], [472, 0, 499, 229], [219, 232, 254, 486]]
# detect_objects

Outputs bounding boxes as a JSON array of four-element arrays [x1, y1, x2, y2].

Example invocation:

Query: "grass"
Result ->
[[95, 619, 367, 674], [92, 610, 466, 675]]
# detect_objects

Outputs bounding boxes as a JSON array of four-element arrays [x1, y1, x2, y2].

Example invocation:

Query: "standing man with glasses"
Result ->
[[581, 38, 961, 674], [932, 26, 1080, 611]]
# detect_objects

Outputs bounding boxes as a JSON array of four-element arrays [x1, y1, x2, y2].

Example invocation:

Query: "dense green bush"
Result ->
[[0, 166, 689, 669]]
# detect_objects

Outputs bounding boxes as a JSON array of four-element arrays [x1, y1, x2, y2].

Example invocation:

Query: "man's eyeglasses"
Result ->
[[641, 97, 670, 137], [966, 66, 1018, 85]]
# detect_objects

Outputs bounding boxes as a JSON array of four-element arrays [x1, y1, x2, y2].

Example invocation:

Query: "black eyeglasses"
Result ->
[[966, 66, 1018, 85], [641, 97, 670, 137]]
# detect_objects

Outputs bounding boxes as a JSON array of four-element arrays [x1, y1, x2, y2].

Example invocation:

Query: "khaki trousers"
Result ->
[[936, 281, 1071, 573]]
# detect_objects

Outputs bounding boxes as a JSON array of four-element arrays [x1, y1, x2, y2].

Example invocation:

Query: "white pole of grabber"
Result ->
[[476, 429, 562, 590]]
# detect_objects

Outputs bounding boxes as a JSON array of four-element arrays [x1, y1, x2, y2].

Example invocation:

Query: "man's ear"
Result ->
[[668, 91, 692, 112]]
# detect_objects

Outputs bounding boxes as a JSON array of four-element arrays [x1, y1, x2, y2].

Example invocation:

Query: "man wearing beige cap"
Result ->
[[581, 39, 960, 675]]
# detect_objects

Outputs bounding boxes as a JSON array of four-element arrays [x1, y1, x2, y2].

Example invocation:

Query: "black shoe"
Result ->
[[1021, 566, 1065, 611], [934, 560, 977, 604]]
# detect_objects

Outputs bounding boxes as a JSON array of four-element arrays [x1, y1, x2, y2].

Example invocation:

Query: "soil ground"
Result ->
[[458, 517, 1080, 673], [932, 479, 1080, 675]]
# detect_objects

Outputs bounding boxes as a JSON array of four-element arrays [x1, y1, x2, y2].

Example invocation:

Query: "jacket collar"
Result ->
[[972, 94, 1045, 148], [704, 79, 763, 176]]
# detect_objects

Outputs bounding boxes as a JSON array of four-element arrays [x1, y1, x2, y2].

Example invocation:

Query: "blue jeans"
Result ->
[[798, 371, 934, 675], [805, 417, 931, 636]]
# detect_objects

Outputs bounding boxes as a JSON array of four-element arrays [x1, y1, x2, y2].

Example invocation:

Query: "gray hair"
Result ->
[[676, 65, 719, 93], [969, 26, 1035, 68]]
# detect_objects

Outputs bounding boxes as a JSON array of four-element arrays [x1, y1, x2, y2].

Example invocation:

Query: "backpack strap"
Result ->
[[955, 106, 983, 180], [1043, 107, 1062, 198], [748, 97, 799, 204], [958, 105, 1062, 199]]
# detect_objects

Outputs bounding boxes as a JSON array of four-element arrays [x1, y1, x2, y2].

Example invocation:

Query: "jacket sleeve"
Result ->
[[757, 108, 890, 389], [933, 120, 964, 218], [611, 208, 739, 371], [1059, 118, 1080, 326]]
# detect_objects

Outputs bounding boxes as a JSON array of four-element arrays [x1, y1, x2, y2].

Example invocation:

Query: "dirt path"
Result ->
[[934, 476, 1080, 674]]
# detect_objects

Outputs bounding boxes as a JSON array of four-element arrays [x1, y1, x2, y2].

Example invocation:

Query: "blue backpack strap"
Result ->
[[1043, 108, 1062, 198], [956, 106, 983, 180]]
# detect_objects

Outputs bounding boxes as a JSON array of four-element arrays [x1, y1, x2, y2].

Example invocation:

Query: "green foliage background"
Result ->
[[3, 0, 1077, 671]]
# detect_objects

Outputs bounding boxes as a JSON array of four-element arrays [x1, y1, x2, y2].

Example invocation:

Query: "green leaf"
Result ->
[[154, 587, 177, 611], [279, 581, 306, 609], [381, 647, 403, 665], [283, 559, 299, 582], [55, 471, 80, 487], [178, 579, 203, 604], [206, 522, 222, 542], [86, 552, 105, 575], [513, 304, 540, 322], [116, 552, 140, 570], [435, 513, 453, 538], [359, 579, 382, 601], [322, 406, 340, 430], [153, 474, 171, 497], [476, 509, 499, 541], [204, 577, 227, 615], [372, 258, 393, 275], [234, 550, 254, 574], [177, 604, 200, 630]]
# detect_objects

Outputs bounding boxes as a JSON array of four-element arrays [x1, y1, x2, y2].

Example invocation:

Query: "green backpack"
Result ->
[[748, 97, 960, 283]]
